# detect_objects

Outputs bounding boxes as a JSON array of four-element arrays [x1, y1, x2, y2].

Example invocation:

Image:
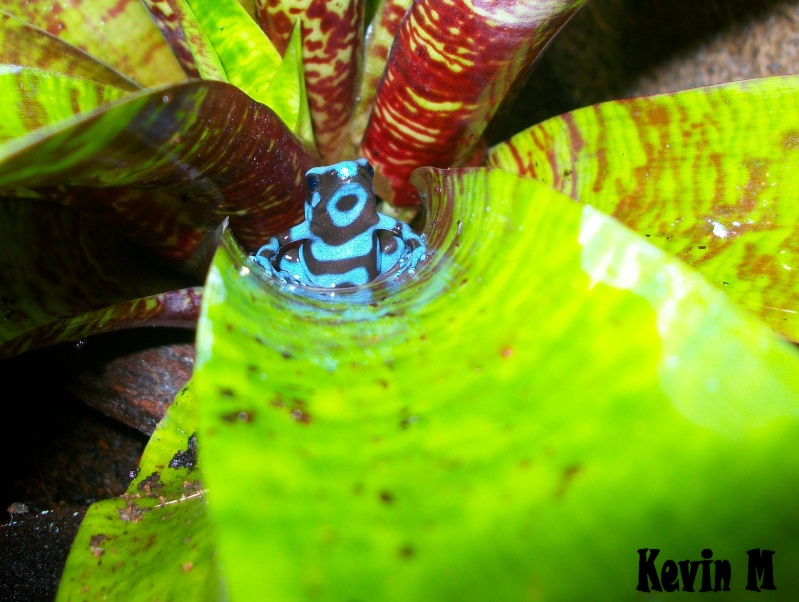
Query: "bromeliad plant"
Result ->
[[3, 0, 799, 599]]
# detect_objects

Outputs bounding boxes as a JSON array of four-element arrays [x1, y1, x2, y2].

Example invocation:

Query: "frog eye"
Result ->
[[366, 162, 374, 178], [306, 174, 319, 192]]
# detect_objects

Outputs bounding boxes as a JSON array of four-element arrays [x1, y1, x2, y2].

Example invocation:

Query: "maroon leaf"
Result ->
[[0, 80, 317, 255], [0, 285, 202, 359], [0, 197, 199, 358]]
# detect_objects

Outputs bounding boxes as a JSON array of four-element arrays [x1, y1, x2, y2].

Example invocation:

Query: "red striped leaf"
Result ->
[[360, 0, 586, 206], [0, 80, 316, 255], [256, 0, 365, 161], [0, 197, 199, 358], [338, 0, 413, 159]]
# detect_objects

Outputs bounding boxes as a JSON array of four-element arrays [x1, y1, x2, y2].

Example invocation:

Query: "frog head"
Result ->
[[304, 159, 380, 244]]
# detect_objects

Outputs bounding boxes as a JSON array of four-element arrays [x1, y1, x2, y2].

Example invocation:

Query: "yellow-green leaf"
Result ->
[[0, 66, 129, 143], [0, 10, 140, 90], [488, 75, 799, 341], [192, 167, 799, 599], [184, 0, 282, 103], [57, 383, 224, 601]]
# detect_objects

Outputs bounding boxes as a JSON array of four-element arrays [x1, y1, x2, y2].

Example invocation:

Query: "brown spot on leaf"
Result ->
[[118, 500, 148, 523], [783, 130, 799, 151], [291, 408, 311, 424], [554, 464, 581, 499], [137, 472, 164, 496], [89, 533, 107, 558], [379, 490, 395, 505], [221, 411, 254, 424]]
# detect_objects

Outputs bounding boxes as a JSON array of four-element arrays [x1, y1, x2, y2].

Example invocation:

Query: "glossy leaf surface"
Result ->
[[57, 383, 221, 601], [184, 0, 282, 101], [3, 0, 185, 87], [0, 80, 315, 257], [143, 0, 311, 137], [0, 67, 128, 143], [0, 198, 197, 358], [489, 76, 799, 341], [360, 0, 586, 206], [142, 0, 227, 80], [193, 167, 799, 599]]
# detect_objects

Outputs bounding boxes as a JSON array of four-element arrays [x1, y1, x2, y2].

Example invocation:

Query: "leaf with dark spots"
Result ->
[[192, 167, 799, 599], [60, 384, 221, 598], [3, 0, 186, 87], [0, 79, 316, 252], [0, 11, 140, 91], [118, 499, 149, 522], [360, 0, 586, 206], [489, 75, 799, 341], [220, 410, 255, 423], [137, 472, 165, 496]]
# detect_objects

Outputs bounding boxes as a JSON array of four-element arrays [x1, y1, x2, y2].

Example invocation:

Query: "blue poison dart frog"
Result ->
[[252, 158, 426, 288]]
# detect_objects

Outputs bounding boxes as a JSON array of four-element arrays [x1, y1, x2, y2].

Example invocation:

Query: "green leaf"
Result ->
[[360, 0, 587, 206], [0, 66, 129, 143], [193, 167, 799, 599], [262, 21, 315, 147], [0, 10, 140, 90], [3, 0, 185, 87], [488, 75, 799, 342], [183, 0, 282, 104], [141, 0, 228, 81], [57, 383, 223, 601], [145, 0, 314, 140], [144, 0, 311, 136], [0, 80, 315, 254]]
